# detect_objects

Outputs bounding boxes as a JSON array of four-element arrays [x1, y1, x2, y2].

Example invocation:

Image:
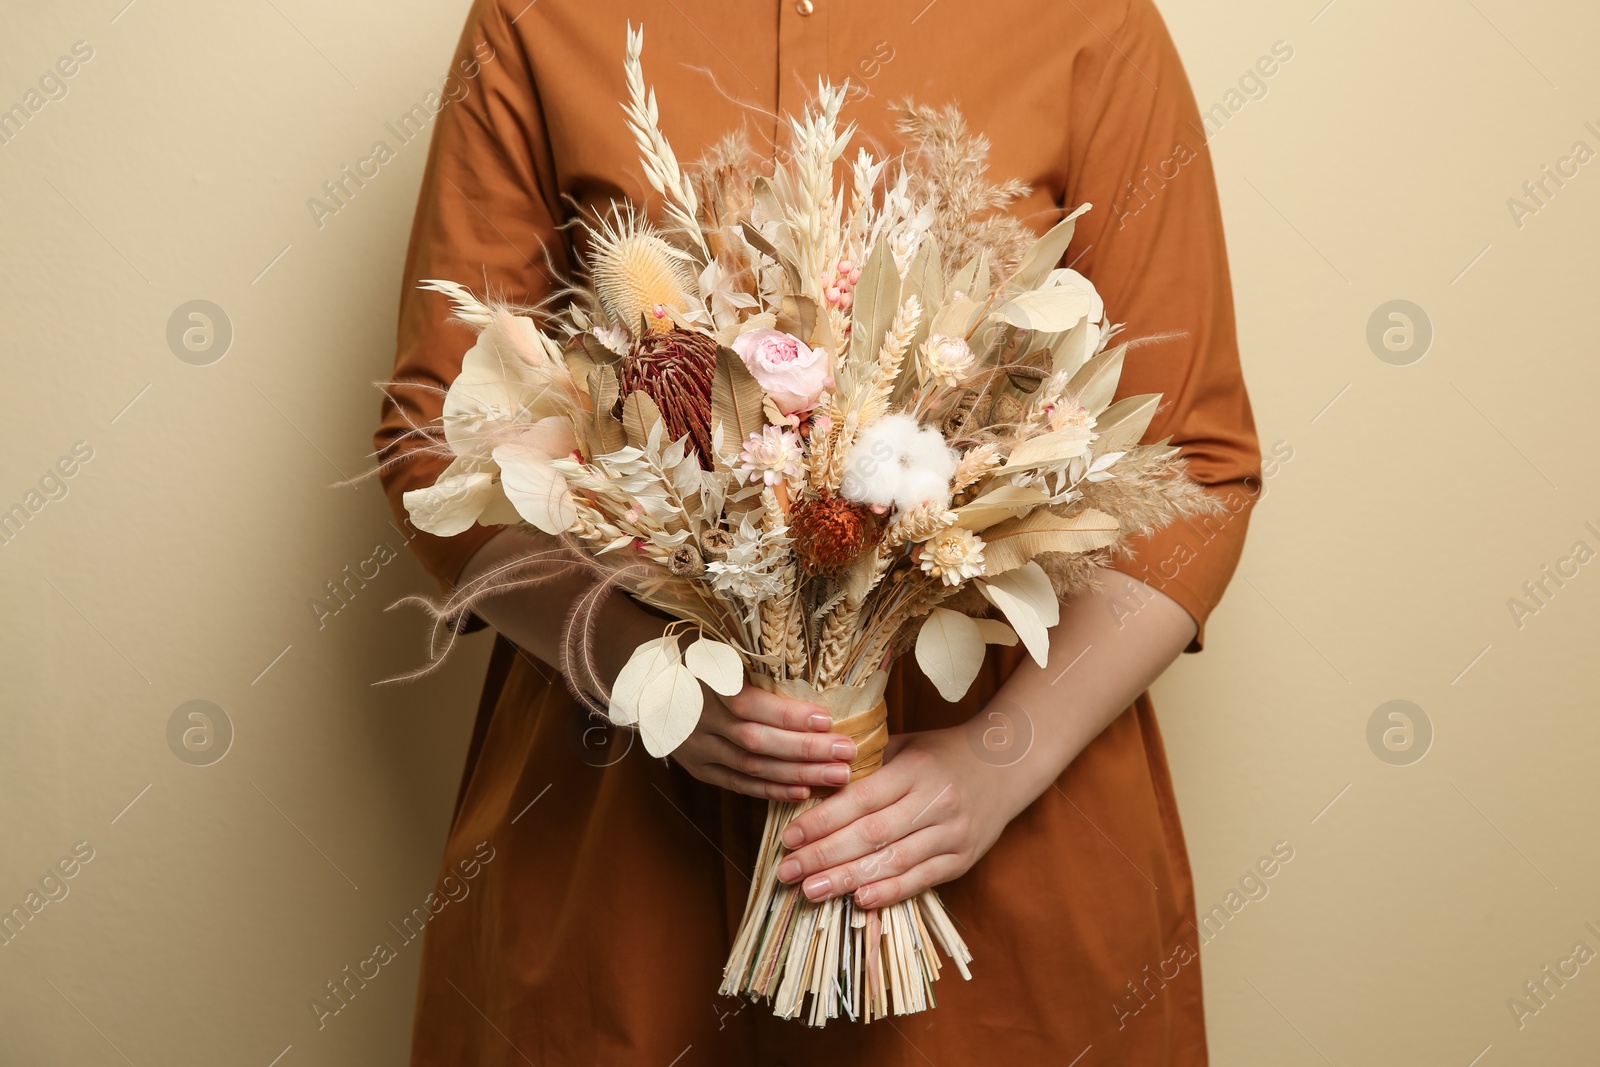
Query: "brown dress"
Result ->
[[375, 2, 1261, 1063]]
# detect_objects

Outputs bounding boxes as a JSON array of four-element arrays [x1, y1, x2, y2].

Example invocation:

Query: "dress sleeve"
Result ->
[[1061, 0, 1262, 651], [374, 0, 567, 596]]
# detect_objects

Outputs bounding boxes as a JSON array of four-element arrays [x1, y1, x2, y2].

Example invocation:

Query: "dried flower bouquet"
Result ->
[[392, 26, 1216, 1026]]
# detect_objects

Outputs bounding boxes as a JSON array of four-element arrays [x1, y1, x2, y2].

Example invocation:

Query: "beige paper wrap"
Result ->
[[752, 670, 889, 781]]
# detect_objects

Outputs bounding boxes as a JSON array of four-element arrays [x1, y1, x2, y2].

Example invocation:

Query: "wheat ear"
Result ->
[[622, 25, 712, 263]]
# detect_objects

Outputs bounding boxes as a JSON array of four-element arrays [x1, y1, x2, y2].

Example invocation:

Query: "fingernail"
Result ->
[[823, 764, 850, 786], [777, 859, 801, 882], [803, 875, 831, 900], [855, 888, 876, 908], [782, 825, 805, 848], [831, 739, 857, 760], [809, 713, 832, 731]]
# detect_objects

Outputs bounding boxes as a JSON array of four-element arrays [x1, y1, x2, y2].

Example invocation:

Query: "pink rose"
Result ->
[[731, 328, 829, 415]]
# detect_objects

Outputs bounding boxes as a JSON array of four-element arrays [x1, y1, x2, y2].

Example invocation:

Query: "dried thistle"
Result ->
[[587, 207, 695, 337]]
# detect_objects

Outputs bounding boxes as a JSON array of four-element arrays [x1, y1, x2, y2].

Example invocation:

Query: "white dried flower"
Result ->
[[920, 333, 976, 388], [591, 324, 632, 355], [736, 425, 803, 486], [705, 513, 788, 601], [919, 527, 986, 586], [839, 412, 958, 514]]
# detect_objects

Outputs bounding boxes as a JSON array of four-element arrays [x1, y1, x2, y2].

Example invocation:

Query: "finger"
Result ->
[[706, 736, 854, 787], [853, 852, 968, 909], [796, 826, 947, 903], [781, 763, 914, 850], [778, 787, 924, 884], [724, 687, 834, 733], [718, 718, 857, 765], [695, 762, 811, 802]]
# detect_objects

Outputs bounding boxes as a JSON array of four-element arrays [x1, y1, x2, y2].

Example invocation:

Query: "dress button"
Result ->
[[795, 0, 814, 14]]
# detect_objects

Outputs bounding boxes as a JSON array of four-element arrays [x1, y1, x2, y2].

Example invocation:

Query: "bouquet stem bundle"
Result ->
[[721, 684, 972, 1025]]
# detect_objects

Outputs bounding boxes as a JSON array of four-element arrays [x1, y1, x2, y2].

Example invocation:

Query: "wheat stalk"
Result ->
[[814, 600, 860, 689], [884, 503, 955, 548], [950, 442, 1001, 495], [784, 84, 852, 297], [622, 25, 712, 263], [860, 294, 921, 424]]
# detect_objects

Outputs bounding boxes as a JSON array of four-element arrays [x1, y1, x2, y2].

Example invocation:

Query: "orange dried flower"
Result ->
[[789, 495, 884, 577]]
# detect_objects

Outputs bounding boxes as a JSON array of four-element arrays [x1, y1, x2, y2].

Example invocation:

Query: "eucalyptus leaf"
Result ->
[[609, 635, 680, 726], [974, 618, 1019, 646], [978, 562, 1060, 666], [994, 284, 1096, 333], [639, 663, 704, 757], [685, 637, 744, 697], [914, 608, 986, 703]]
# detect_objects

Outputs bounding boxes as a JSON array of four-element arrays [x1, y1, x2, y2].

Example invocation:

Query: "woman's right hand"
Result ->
[[458, 530, 855, 800], [671, 685, 858, 801]]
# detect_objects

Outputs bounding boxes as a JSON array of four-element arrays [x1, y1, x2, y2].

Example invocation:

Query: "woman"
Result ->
[[375, 1, 1259, 1062]]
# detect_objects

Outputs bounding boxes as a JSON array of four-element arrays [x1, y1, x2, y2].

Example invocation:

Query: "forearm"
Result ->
[[982, 568, 1197, 818], [457, 526, 668, 699], [776, 568, 1200, 905]]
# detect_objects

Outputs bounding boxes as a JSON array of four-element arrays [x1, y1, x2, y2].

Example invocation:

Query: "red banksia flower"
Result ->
[[789, 494, 884, 576], [619, 327, 718, 466]]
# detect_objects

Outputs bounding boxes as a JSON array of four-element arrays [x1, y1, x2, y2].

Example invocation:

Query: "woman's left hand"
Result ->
[[773, 725, 1026, 909]]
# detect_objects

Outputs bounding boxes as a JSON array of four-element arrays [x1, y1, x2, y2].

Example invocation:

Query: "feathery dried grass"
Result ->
[[893, 102, 1035, 277]]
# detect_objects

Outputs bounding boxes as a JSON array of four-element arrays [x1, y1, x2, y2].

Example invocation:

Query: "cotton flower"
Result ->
[[732, 328, 831, 415], [919, 527, 986, 586], [920, 333, 976, 388], [736, 425, 803, 486], [839, 413, 958, 514]]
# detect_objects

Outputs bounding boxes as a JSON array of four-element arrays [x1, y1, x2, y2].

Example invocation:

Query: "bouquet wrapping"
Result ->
[[392, 26, 1217, 1026]]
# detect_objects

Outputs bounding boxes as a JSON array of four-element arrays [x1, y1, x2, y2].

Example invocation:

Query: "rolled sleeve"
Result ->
[[374, 0, 568, 596], [1062, 0, 1262, 651]]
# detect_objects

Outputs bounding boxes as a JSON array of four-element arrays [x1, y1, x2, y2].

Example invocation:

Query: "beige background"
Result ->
[[2, 1, 1597, 1064]]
